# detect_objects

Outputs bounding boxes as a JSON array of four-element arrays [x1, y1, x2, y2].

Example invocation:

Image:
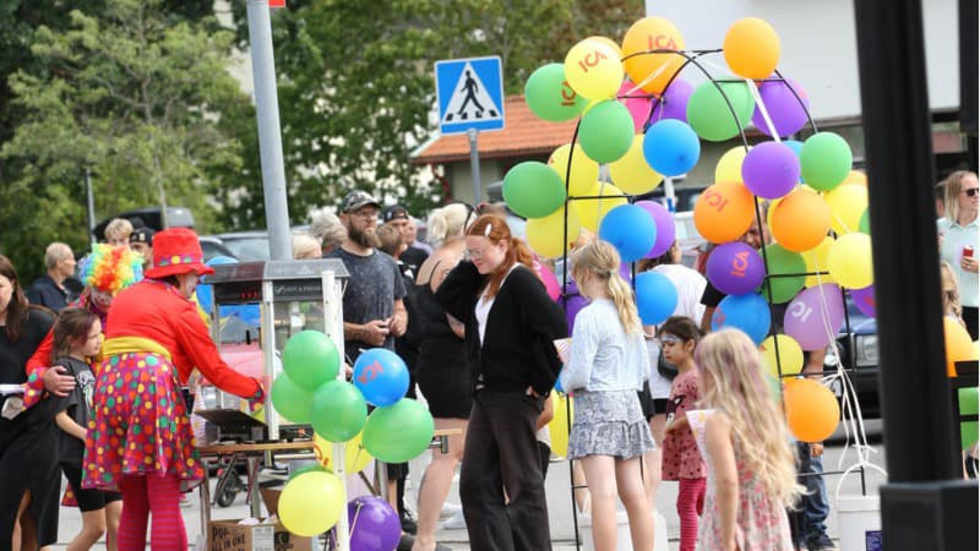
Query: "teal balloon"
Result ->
[[282, 331, 341, 391], [859, 209, 870, 234], [578, 100, 634, 163], [362, 399, 435, 463], [502, 162, 566, 219], [271, 373, 314, 424], [525, 64, 588, 122], [686, 81, 756, 142], [311, 381, 368, 443], [759, 244, 807, 304], [800, 132, 852, 191]]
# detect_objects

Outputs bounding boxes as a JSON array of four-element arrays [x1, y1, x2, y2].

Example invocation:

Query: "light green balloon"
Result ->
[[362, 398, 435, 463], [525, 64, 588, 122], [271, 373, 314, 424], [310, 381, 367, 443], [961, 421, 978, 451], [859, 209, 870, 235], [502, 161, 567, 219], [759, 243, 806, 304], [686, 81, 756, 142], [800, 132, 853, 191], [282, 330, 341, 391], [577, 99, 634, 163]]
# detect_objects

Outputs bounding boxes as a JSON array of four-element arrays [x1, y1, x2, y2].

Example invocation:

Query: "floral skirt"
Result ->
[[568, 389, 657, 460], [82, 352, 204, 492]]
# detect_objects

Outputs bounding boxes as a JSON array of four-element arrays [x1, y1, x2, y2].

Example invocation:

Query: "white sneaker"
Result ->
[[440, 509, 466, 530], [439, 502, 462, 520]]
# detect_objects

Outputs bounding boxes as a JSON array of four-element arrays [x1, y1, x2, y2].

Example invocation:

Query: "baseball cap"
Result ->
[[382, 205, 410, 223], [130, 226, 156, 245], [340, 190, 381, 213]]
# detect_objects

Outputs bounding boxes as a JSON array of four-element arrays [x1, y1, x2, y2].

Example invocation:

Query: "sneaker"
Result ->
[[440, 509, 466, 531], [807, 534, 838, 551], [439, 502, 462, 520], [401, 512, 418, 535]]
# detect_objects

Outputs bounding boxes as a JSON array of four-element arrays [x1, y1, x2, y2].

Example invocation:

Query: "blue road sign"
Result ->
[[435, 56, 505, 135]]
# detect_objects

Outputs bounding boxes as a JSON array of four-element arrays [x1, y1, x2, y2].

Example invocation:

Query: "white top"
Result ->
[[475, 263, 520, 345], [645, 263, 708, 399], [559, 298, 650, 392]]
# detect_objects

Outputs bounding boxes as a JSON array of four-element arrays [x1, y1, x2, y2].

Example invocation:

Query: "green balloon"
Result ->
[[686, 81, 756, 142], [859, 209, 870, 234], [800, 132, 853, 191], [310, 380, 367, 443], [525, 63, 588, 122], [288, 464, 328, 482], [283, 330, 340, 391], [961, 421, 978, 451], [362, 398, 434, 463], [577, 100, 634, 163], [759, 244, 806, 304], [960, 387, 978, 415], [502, 161, 567, 219], [271, 373, 314, 424]]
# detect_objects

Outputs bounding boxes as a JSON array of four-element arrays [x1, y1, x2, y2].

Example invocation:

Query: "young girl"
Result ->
[[51, 307, 122, 551], [940, 262, 966, 326], [559, 241, 656, 551], [659, 315, 705, 551], [689, 329, 801, 550]]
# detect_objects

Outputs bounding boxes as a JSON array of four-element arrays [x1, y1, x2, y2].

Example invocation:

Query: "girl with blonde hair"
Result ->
[[559, 240, 656, 551], [689, 329, 801, 551]]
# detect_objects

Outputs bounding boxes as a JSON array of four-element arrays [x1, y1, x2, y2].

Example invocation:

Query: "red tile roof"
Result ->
[[411, 95, 578, 165]]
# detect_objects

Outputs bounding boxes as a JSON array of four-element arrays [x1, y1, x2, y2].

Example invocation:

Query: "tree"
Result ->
[[0, 0, 249, 279]]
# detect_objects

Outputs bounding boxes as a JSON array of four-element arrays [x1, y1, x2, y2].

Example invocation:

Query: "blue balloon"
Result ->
[[783, 140, 804, 158], [711, 293, 772, 344], [353, 349, 410, 407], [554, 369, 565, 394], [598, 204, 657, 262], [635, 271, 678, 326], [643, 119, 701, 177]]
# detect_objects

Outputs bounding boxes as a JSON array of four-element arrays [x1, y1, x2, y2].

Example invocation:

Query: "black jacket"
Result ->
[[25, 275, 69, 312], [436, 261, 567, 396]]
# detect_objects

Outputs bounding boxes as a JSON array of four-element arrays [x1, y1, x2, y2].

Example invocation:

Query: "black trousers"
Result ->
[[460, 390, 551, 551]]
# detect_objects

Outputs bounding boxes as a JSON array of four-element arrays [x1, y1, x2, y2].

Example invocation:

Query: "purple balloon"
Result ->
[[650, 78, 694, 124], [636, 200, 676, 258], [741, 141, 801, 199], [851, 285, 876, 317], [783, 283, 846, 351], [751, 78, 810, 138], [348, 496, 401, 551], [619, 261, 635, 283], [705, 242, 765, 295], [562, 283, 589, 335]]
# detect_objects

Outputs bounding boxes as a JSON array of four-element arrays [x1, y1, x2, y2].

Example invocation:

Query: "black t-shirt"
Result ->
[[51, 357, 94, 465], [700, 281, 726, 308], [400, 246, 429, 275]]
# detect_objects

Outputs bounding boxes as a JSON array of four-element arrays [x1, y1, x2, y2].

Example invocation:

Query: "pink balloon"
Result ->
[[636, 201, 676, 258], [618, 80, 654, 133], [534, 259, 561, 301], [851, 285, 876, 318], [784, 283, 846, 351]]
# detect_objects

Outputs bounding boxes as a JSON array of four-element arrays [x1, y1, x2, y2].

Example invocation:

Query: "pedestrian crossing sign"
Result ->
[[435, 56, 505, 135]]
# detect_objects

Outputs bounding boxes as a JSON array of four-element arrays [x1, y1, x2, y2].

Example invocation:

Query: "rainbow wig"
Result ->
[[79, 244, 144, 295]]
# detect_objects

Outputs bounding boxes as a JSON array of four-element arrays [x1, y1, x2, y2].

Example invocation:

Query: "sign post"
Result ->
[[435, 56, 505, 203]]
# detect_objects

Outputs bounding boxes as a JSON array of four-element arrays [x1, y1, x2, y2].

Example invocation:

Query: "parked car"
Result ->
[[92, 206, 195, 241], [202, 226, 314, 262], [826, 299, 880, 418]]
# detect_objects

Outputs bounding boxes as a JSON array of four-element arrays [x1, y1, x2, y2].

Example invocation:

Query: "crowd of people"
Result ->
[[1, 169, 975, 551]]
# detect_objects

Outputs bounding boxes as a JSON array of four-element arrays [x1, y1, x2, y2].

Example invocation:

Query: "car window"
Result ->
[[223, 237, 271, 261]]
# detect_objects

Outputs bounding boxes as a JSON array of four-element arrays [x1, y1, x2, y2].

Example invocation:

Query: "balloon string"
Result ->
[[743, 76, 782, 143]]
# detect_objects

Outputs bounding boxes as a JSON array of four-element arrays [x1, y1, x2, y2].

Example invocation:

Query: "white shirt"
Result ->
[[644, 264, 708, 399], [475, 264, 520, 345]]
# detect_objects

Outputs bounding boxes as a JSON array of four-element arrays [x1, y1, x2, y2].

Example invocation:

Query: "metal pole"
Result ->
[[246, 0, 292, 261], [467, 128, 482, 203], [85, 168, 96, 247]]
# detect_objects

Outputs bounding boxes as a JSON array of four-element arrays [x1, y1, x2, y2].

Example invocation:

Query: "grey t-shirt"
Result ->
[[52, 356, 95, 465], [326, 248, 407, 358]]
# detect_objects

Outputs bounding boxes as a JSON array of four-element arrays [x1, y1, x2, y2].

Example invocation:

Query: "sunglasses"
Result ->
[[658, 335, 682, 346], [963, 188, 979, 197]]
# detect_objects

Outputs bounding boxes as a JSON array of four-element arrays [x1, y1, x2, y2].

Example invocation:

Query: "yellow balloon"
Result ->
[[548, 391, 574, 458], [843, 170, 868, 186], [759, 334, 804, 379], [564, 38, 623, 100], [278, 470, 346, 537], [609, 134, 664, 194], [825, 184, 868, 235], [803, 236, 836, 287], [314, 432, 373, 475], [827, 233, 874, 289], [573, 182, 627, 232], [527, 205, 581, 259], [586, 36, 623, 60], [549, 143, 599, 197], [715, 146, 751, 183]]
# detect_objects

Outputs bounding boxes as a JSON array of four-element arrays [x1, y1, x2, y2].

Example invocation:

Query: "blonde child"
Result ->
[[559, 241, 657, 551], [659, 315, 705, 551], [51, 307, 122, 551], [940, 262, 966, 326], [688, 329, 802, 550]]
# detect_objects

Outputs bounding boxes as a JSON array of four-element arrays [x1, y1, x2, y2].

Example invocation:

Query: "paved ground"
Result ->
[[51, 423, 888, 550]]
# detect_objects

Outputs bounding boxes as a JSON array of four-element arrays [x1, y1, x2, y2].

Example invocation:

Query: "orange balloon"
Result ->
[[723, 18, 781, 80], [621, 17, 686, 94], [843, 170, 868, 186], [784, 378, 840, 442], [770, 189, 831, 252], [693, 181, 755, 244], [945, 316, 978, 377]]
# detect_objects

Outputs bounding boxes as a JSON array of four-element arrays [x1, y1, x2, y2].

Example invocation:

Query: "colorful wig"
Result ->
[[79, 244, 143, 295]]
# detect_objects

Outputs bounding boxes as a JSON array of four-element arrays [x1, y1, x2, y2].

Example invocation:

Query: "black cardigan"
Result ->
[[436, 261, 568, 396]]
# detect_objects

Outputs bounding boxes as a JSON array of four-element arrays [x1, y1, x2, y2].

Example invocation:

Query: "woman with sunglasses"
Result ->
[[435, 214, 567, 551], [938, 170, 979, 339]]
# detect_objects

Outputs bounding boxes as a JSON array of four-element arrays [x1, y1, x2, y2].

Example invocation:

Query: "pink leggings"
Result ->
[[118, 475, 188, 551], [677, 477, 706, 551]]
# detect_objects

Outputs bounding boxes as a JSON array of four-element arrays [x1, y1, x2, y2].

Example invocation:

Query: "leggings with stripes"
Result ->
[[677, 477, 706, 551], [118, 475, 187, 551]]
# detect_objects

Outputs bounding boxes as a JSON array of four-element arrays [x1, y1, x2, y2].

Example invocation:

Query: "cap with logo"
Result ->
[[340, 190, 381, 213], [382, 205, 410, 224]]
